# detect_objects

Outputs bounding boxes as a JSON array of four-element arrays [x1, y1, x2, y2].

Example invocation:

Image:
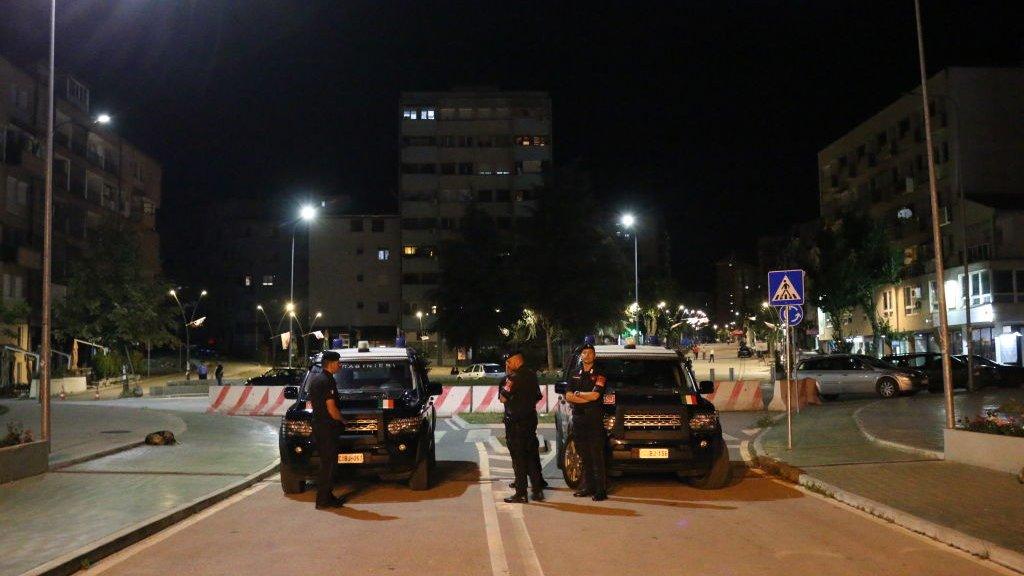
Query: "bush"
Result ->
[[91, 352, 124, 380], [959, 400, 1024, 437], [1, 421, 33, 447]]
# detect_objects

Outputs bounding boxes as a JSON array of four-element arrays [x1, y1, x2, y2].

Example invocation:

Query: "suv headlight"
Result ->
[[284, 420, 313, 437], [689, 412, 719, 432], [603, 414, 616, 431], [387, 417, 421, 435]]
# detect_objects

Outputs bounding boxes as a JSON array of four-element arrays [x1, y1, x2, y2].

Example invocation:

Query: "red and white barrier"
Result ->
[[703, 380, 768, 411], [766, 379, 821, 411], [207, 385, 291, 416], [431, 385, 558, 416]]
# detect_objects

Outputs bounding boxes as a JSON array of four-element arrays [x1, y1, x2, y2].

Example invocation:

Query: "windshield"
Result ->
[[484, 365, 503, 373], [332, 360, 416, 391], [594, 358, 695, 391]]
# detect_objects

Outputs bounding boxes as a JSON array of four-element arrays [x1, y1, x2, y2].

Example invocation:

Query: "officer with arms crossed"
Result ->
[[498, 350, 545, 503], [308, 351, 346, 509], [564, 344, 608, 501]]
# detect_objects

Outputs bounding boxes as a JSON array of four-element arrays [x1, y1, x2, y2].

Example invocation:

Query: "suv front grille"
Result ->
[[344, 418, 379, 433], [622, 414, 681, 429]]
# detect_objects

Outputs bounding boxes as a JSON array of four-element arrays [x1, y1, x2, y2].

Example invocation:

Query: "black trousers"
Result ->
[[314, 430, 339, 505], [505, 414, 543, 494], [572, 413, 607, 494]]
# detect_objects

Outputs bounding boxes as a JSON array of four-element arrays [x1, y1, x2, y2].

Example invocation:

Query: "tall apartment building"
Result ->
[[713, 256, 760, 326], [817, 67, 1024, 364], [1, 55, 161, 388], [398, 89, 552, 334], [309, 214, 402, 343]]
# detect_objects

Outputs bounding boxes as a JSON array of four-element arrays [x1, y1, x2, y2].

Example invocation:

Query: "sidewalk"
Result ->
[[0, 410, 278, 576], [755, 400, 1024, 570], [66, 360, 266, 401]]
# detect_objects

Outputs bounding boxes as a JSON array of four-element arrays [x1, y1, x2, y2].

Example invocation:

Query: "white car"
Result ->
[[456, 363, 506, 381]]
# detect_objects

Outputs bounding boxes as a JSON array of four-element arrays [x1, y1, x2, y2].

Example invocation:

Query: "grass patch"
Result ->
[[755, 414, 776, 428], [457, 412, 555, 425]]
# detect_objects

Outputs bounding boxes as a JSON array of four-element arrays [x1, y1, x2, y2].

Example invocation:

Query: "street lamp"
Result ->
[[289, 205, 317, 367], [256, 304, 274, 365], [169, 288, 206, 372], [620, 213, 640, 337], [416, 310, 425, 340]]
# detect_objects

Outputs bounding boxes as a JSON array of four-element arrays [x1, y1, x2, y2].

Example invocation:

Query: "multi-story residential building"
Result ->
[[816, 67, 1024, 364], [713, 256, 760, 327], [1, 55, 161, 389], [398, 88, 552, 335], [309, 214, 402, 343]]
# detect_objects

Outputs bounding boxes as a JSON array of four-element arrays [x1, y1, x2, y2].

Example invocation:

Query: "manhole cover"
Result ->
[[100, 430, 131, 434]]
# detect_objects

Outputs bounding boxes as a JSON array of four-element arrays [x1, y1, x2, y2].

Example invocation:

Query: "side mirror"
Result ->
[[698, 380, 715, 394], [428, 382, 443, 396], [554, 381, 568, 395], [283, 386, 298, 400]]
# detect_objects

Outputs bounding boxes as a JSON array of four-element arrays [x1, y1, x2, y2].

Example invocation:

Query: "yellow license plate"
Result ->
[[338, 453, 364, 464], [639, 448, 669, 459]]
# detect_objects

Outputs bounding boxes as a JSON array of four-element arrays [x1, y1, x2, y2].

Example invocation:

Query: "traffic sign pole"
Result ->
[[785, 324, 792, 450]]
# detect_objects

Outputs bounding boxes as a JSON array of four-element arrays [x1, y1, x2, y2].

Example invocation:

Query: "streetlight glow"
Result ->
[[285, 302, 295, 312], [315, 311, 322, 318], [300, 205, 317, 221], [200, 290, 208, 297], [620, 213, 635, 228], [95, 113, 112, 125], [256, 304, 263, 310]]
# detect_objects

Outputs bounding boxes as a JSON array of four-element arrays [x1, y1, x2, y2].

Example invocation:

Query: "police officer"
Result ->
[[498, 351, 545, 503], [308, 351, 346, 509], [564, 344, 608, 501]]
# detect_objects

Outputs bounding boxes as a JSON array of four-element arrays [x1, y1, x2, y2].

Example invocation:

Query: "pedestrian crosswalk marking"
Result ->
[[771, 275, 800, 302]]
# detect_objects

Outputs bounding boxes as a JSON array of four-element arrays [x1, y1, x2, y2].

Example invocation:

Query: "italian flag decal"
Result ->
[[684, 394, 698, 405], [380, 398, 395, 409]]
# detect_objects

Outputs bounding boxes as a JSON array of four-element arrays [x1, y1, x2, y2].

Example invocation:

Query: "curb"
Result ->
[[21, 459, 281, 576], [852, 402, 945, 460], [751, 452, 1024, 575]]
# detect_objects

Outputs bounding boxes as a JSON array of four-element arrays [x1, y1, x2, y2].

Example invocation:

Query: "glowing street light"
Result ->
[[95, 113, 112, 125], [289, 205, 317, 366], [620, 213, 639, 337]]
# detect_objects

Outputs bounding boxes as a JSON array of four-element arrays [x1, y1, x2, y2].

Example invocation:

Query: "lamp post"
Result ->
[[416, 311, 424, 340], [620, 213, 640, 337], [256, 304, 274, 365], [289, 205, 317, 367], [169, 289, 206, 372], [305, 311, 322, 359]]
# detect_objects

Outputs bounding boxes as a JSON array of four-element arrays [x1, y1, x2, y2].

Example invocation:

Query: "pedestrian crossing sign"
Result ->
[[768, 269, 805, 306]]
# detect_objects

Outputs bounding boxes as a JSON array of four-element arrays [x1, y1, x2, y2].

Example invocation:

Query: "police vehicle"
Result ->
[[554, 342, 731, 489], [278, 340, 441, 493]]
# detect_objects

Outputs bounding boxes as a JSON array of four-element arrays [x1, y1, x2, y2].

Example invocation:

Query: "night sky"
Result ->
[[2, 1, 1021, 290]]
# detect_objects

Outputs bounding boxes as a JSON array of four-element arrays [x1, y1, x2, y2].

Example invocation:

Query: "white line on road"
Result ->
[[475, 442, 511, 576], [466, 429, 492, 442], [490, 466, 515, 475], [81, 481, 272, 575], [722, 432, 739, 442], [434, 430, 447, 443], [443, 418, 461, 431]]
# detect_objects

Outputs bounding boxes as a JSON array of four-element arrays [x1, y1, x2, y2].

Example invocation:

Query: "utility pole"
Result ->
[[40, 0, 57, 446]]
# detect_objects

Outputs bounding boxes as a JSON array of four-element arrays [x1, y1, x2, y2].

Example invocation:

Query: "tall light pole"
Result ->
[[169, 289, 206, 372], [416, 310, 424, 339], [620, 214, 640, 337], [289, 205, 317, 367], [915, 0, 955, 428], [256, 304, 274, 365]]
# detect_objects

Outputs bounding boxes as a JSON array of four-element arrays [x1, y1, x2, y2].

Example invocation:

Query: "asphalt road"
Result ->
[[82, 419, 1012, 576]]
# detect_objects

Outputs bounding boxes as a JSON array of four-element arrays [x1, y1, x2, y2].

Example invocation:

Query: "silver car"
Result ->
[[794, 354, 928, 399]]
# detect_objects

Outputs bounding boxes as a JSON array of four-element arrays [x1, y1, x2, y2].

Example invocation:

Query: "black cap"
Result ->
[[580, 344, 595, 352], [321, 351, 341, 362], [502, 350, 524, 362]]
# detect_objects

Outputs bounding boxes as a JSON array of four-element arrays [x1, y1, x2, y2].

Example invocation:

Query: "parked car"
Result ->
[[737, 345, 753, 358], [955, 354, 1024, 388], [246, 367, 307, 386], [882, 353, 981, 392], [794, 354, 928, 399], [455, 363, 506, 381]]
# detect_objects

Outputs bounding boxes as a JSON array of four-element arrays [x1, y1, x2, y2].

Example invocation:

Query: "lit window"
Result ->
[[403, 245, 417, 256], [402, 109, 418, 120], [420, 108, 435, 120], [378, 248, 390, 261], [244, 275, 252, 287], [262, 275, 274, 286]]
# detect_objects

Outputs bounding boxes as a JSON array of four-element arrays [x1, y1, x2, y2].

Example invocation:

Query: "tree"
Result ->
[[55, 221, 178, 363], [799, 211, 901, 355]]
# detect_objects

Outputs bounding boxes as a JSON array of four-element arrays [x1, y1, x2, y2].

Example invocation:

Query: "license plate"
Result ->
[[337, 453, 364, 464], [639, 448, 669, 459]]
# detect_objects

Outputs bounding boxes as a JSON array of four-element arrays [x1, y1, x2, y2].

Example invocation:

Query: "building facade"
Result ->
[[309, 214, 402, 342], [1, 55, 161, 389], [816, 67, 1024, 364], [398, 89, 552, 334]]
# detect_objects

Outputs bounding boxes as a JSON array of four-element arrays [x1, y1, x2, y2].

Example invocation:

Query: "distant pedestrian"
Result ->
[[708, 348, 715, 363], [185, 366, 192, 381], [215, 363, 224, 386], [197, 362, 208, 380]]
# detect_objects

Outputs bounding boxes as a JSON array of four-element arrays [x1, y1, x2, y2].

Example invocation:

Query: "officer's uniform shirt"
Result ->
[[499, 368, 541, 421], [307, 369, 343, 433], [568, 366, 606, 417]]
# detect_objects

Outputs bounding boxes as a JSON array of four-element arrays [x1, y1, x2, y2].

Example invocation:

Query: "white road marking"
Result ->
[[722, 432, 739, 442], [475, 442, 511, 576], [739, 440, 754, 463], [490, 466, 515, 475], [742, 427, 761, 436], [434, 430, 447, 443], [466, 429, 492, 442], [489, 454, 513, 461], [443, 418, 461, 431], [82, 481, 272, 575]]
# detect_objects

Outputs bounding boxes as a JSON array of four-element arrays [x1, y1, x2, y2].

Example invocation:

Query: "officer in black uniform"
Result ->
[[498, 351, 545, 503], [564, 344, 608, 500], [308, 351, 346, 509]]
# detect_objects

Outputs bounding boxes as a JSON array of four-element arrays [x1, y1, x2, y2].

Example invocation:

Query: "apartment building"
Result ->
[[816, 67, 1024, 364], [713, 256, 760, 326], [1, 55, 161, 388], [398, 89, 552, 335], [309, 214, 402, 342]]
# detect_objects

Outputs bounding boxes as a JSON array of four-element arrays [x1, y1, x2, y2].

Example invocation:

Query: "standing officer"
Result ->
[[308, 351, 346, 509], [564, 344, 608, 501], [498, 351, 545, 503]]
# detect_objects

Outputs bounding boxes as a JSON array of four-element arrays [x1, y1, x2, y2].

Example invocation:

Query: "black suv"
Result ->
[[246, 366, 307, 386], [278, 345, 441, 493], [554, 344, 730, 489]]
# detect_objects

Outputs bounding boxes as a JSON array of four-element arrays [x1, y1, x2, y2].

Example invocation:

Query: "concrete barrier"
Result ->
[[207, 385, 291, 416], [766, 379, 821, 411], [703, 380, 772, 411], [29, 376, 88, 398]]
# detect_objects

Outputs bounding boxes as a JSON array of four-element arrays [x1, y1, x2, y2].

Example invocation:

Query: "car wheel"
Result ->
[[280, 467, 305, 494], [821, 394, 839, 401], [428, 439, 437, 471], [561, 434, 583, 489], [554, 415, 564, 470], [876, 377, 899, 399], [688, 437, 732, 489], [409, 452, 430, 491]]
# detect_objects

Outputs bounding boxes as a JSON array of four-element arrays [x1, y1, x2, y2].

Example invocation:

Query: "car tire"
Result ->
[[409, 452, 430, 491], [821, 394, 839, 401], [280, 467, 305, 494], [560, 434, 583, 489], [554, 415, 564, 470], [428, 440, 437, 471], [876, 377, 899, 399], [688, 437, 732, 489]]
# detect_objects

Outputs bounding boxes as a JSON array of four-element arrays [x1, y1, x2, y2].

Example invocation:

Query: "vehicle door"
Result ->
[[846, 356, 879, 394], [813, 357, 842, 395], [555, 353, 582, 448], [796, 357, 822, 391]]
